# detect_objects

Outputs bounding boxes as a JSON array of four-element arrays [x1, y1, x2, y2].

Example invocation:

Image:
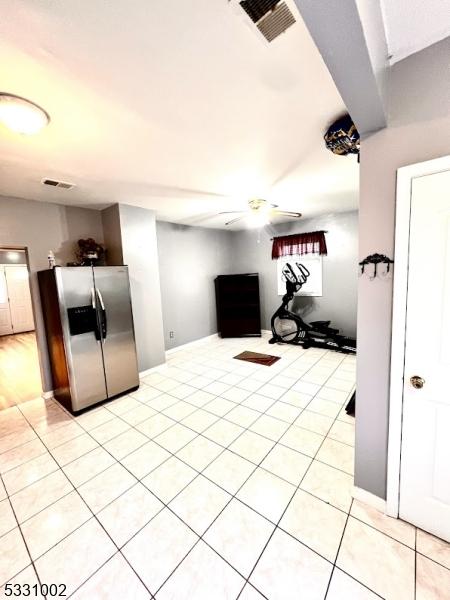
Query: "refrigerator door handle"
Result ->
[[97, 289, 105, 311], [91, 287, 101, 342], [96, 288, 108, 342]]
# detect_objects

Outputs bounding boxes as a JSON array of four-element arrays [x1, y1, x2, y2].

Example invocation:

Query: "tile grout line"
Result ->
[[142, 348, 355, 594], [0, 344, 351, 462], [322, 498, 384, 600], [13, 401, 155, 600], [150, 348, 350, 597], [1, 348, 349, 518], [0, 469, 48, 599], [0, 388, 353, 497], [43, 342, 312, 596], [1, 341, 357, 597], [7, 381, 422, 597], [4, 345, 339, 511], [234, 350, 357, 599], [414, 528, 417, 600], [72, 346, 334, 597]]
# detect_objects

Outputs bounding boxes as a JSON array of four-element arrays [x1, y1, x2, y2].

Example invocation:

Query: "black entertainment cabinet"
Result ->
[[215, 273, 261, 338]]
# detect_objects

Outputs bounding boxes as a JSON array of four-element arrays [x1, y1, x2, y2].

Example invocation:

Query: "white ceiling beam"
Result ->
[[293, 0, 388, 135]]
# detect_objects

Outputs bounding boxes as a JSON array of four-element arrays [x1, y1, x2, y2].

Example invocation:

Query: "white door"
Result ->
[[399, 168, 450, 542], [4, 266, 34, 334], [0, 268, 13, 336]]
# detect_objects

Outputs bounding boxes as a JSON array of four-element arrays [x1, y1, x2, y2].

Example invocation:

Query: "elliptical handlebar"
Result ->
[[281, 262, 311, 295], [282, 262, 310, 284], [295, 262, 310, 285], [282, 263, 298, 284]]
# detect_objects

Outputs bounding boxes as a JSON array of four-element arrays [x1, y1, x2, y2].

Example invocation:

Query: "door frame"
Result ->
[[0, 245, 44, 395], [386, 154, 450, 517], [4, 264, 35, 334]]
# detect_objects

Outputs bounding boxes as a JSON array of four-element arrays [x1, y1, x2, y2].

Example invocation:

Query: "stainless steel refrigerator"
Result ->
[[38, 266, 139, 413]]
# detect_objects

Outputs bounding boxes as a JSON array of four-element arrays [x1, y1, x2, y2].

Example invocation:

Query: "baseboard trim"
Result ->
[[139, 363, 168, 378], [41, 390, 54, 400], [352, 486, 387, 513], [165, 333, 219, 356]]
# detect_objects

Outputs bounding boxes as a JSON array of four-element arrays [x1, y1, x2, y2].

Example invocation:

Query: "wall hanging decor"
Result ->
[[324, 113, 360, 159], [359, 253, 394, 278]]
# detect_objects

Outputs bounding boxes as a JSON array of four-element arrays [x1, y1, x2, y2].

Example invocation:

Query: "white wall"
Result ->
[[0, 196, 104, 393], [118, 205, 166, 371]]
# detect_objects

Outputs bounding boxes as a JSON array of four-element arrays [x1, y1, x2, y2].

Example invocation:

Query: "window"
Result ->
[[277, 254, 323, 296]]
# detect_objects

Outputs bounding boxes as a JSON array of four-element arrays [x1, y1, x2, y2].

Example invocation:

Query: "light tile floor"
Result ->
[[0, 334, 449, 599]]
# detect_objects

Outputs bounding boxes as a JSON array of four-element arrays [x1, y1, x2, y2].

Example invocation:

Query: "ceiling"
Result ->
[[381, 0, 450, 64], [0, 0, 358, 229]]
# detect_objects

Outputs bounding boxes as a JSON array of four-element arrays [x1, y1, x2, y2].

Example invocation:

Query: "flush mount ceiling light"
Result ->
[[0, 93, 50, 135]]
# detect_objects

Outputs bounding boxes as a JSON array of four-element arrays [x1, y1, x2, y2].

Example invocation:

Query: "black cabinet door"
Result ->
[[215, 274, 261, 338]]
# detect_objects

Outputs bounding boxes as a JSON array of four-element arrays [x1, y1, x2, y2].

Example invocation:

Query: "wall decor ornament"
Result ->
[[324, 113, 360, 158], [359, 253, 394, 278]]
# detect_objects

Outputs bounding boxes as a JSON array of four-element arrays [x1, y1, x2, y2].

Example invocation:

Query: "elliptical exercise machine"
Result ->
[[269, 262, 356, 354]]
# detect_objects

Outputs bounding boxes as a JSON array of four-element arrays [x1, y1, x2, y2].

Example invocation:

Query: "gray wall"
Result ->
[[230, 211, 359, 338], [355, 37, 450, 499], [0, 196, 104, 393], [101, 205, 124, 266], [116, 205, 166, 371], [388, 36, 450, 128], [156, 222, 234, 350]]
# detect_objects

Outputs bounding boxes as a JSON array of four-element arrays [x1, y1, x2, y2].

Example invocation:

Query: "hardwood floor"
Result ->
[[0, 332, 42, 410]]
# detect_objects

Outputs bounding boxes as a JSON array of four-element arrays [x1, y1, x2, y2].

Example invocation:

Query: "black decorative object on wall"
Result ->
[[359, 253, 394, 278], [324, 113, 360, 158]]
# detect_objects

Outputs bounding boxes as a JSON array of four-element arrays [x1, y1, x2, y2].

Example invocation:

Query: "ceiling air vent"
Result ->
[[238, 0, 296, 42], [42, 178, 75, 190]]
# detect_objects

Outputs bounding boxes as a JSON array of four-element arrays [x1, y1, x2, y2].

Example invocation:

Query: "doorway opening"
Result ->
[[0, 247, 42, 409]]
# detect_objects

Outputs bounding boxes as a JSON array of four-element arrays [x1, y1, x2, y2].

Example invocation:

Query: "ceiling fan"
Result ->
[[219, 198, 302, 227]]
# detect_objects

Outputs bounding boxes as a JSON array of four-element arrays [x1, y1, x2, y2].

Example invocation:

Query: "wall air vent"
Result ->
[[42, 178, 75, 190], [237, 0, 296, 42]]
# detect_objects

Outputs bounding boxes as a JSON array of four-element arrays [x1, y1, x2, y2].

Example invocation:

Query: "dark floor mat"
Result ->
[[233, 350, 281, 366]]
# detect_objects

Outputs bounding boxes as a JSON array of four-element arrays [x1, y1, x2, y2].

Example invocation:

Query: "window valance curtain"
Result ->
[[271, 231, 327, 259]]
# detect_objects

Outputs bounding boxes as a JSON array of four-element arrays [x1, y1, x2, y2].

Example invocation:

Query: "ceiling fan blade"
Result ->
[[273, 210, 302, 218], [218, 211, 246, 216], [183, 212, 219, 224], [225, 215, 246, 226]]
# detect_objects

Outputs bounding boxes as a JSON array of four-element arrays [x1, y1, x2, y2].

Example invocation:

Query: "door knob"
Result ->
[[410, 375, 425, 389]]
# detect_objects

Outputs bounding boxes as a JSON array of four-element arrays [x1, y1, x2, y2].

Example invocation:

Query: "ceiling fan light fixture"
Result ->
[[220, 198, 301, 227], [247, 211, 270, 229], [0, 93, 50, 135]]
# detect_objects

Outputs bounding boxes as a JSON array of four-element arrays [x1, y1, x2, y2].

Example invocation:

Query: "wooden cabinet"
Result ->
[[215, 273, 261, 338]]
